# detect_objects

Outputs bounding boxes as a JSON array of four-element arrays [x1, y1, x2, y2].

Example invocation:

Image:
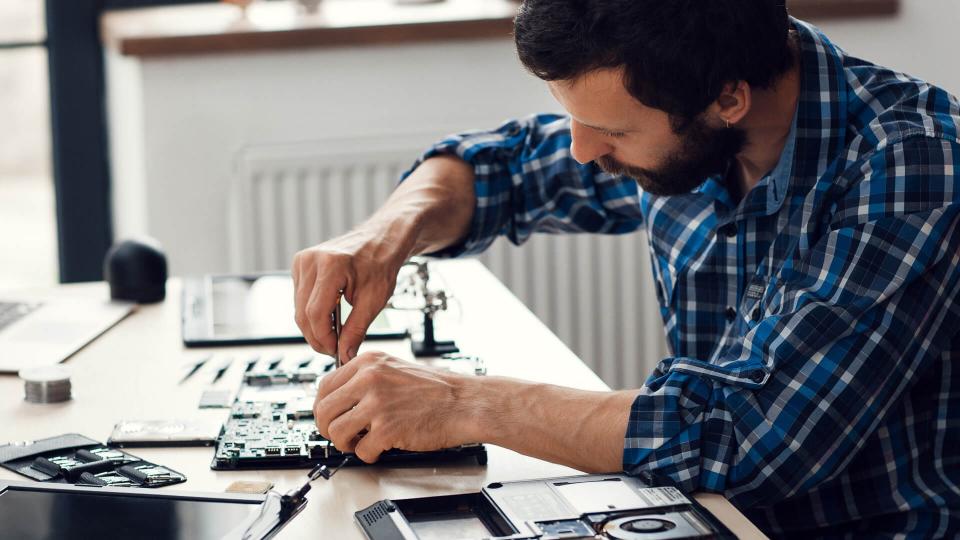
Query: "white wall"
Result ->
[[812, 0, 960, 95], [107, 38, 560, 276]]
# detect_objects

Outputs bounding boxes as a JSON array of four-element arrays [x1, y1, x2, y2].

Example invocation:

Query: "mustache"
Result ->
[[595, 156, 649, 178], [591, 120, 746, 197]]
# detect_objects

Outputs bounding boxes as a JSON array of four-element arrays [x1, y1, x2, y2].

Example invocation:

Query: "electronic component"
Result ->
[[116, 464, 184, 487], [212, 396, 487, 469], [357, 474, 735, 540], [179, 354, 211, 384], [107, 419, 222, 447], [0, 433, 186, 488], [297, 355, 315, 369], [211, 359, 488, 470], [199, 389, 234, 408], [266, 355, 284, 371], [244, 368, 320, 387], [211, 356, 233, 383]]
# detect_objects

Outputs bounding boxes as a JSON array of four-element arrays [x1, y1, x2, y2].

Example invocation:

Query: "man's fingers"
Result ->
[[291, 253, 302, 289], [313, 363, 374, 437], [315, 355, 365, 400], [339, 293, 386, 364], [313, 385, 362, 439], [353, 428, 390, 464], [304, 271, 345, 357], [326, 404, 371, 453], [293, 258, 321, 351]]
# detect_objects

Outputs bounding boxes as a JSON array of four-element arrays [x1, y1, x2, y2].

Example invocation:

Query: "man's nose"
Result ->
[[569, 121, 613, 164]]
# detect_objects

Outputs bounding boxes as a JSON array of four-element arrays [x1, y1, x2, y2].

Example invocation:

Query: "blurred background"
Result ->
[[1, 0, 52, 287], [1, 0, 957, 389]]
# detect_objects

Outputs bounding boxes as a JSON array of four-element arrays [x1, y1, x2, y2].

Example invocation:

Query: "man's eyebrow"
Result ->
[[582, 122, 630, 133]]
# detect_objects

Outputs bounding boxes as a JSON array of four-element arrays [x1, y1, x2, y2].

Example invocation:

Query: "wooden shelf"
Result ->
[[788, 0, 900, 19], [101, 0, 518, 57], [101, 0, 899, 58]]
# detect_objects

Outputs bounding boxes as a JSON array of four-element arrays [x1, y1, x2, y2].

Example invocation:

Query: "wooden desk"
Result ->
[[0, 260, 766, 538]]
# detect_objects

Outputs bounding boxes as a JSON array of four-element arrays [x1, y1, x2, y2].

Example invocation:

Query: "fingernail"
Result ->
[[347, 347, 358, 360]]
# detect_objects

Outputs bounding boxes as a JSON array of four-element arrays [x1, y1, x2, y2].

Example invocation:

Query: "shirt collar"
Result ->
[[767, 110, 797, 211]]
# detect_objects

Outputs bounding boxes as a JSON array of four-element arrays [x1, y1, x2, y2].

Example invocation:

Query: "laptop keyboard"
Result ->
[[0, 302, 41, 333]]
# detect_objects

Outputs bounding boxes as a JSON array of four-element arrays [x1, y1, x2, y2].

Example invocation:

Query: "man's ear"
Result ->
[[712, 81, 751, 127]]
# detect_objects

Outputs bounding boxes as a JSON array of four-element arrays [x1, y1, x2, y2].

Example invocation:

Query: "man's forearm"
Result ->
[[367, 156, 639, 472], [458, 376, 641, 473], [362, 155, 476, 260]]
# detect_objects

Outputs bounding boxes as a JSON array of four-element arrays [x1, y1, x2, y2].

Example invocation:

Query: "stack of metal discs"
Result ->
[[18, 365, 72, 404]]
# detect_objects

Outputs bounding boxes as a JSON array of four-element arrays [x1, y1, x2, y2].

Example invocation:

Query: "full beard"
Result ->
[[596, 117, 746, 197]]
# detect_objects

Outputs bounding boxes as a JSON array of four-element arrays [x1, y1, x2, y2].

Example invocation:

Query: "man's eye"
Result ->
[[601, 130, 626, 138]]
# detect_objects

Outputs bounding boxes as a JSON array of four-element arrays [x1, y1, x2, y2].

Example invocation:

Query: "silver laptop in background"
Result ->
[[0, 298, 134, 373]]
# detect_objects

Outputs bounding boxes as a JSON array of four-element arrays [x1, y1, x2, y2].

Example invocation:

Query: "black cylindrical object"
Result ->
[[103, 238, 168, 303]]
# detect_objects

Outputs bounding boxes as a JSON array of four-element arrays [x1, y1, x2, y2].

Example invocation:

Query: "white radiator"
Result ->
[[229, 137, 667, 389]]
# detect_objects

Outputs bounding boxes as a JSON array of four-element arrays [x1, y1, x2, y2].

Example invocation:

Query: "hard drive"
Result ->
[[108, 419, 223, 447]]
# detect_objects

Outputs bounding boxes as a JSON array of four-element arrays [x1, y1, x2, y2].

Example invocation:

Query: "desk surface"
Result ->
[[0, 260, 766, 539]]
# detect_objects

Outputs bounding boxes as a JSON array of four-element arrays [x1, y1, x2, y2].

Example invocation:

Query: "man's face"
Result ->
[[548, 69, 745, 196]]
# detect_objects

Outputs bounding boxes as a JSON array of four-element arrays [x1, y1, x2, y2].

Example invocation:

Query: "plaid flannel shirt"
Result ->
[[403, 19, 960, 538]]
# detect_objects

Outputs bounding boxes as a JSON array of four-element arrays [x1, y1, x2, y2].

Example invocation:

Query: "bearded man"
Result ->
[[293, 1, 960, 536]]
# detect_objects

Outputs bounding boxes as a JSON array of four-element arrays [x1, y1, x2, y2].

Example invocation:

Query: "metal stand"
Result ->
[[411, 309, 459, 357], [392, 259, 459, 358]]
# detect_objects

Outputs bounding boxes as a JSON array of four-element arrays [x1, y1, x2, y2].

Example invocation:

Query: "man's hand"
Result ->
[[292, 229, 410, 363], [292, 155, 476, 364], [312, 351, 641, 472], [312, 351, 476, 463]]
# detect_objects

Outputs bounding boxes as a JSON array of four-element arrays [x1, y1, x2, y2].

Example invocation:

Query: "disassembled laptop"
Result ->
[[211, 355, 488, 470]]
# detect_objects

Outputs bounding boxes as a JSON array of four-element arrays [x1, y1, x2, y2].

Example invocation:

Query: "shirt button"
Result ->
[[719, 223, 737, 238], [724, 306, 736, 322], [751, 306, 762, 321], [749, 370, 766, 383]]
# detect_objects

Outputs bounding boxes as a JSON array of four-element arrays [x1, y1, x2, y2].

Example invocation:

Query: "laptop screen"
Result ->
[[0, 487, 262, 539], [207, 274, 398, 340]]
